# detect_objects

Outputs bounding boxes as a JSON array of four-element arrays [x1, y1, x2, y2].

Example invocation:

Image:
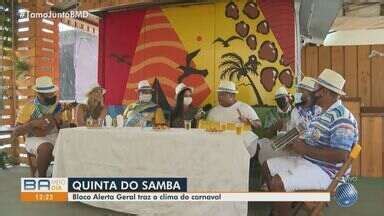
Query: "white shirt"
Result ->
[[207, 101, 260, 123]]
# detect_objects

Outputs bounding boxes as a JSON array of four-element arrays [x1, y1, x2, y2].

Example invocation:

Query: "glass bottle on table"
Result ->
[[97, 118, 104, 127], [86, 117, 94, 127], [139, 118, 147, 129], [184, 120, 192, 130], [112, 117, 118, 127]]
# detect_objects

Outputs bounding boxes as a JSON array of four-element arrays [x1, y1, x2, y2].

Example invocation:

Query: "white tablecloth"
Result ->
[[53, 127, 257, 216]]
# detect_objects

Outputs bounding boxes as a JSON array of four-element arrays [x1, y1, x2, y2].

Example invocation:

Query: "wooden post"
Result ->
[[10, 0, 19, 163]]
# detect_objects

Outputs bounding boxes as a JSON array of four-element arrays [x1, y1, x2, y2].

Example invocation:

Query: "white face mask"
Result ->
[[183, 97, 193, 106], [139, 94, 152, 103], [294, 92, 303, 104]]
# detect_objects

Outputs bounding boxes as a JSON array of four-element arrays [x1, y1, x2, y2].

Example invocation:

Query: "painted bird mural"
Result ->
[[177, 49, 208, 83], [213, 35, 243, 47]]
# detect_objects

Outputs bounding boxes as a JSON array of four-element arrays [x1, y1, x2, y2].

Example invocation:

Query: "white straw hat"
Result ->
[[315, 68, 346, 95], [216, 80, 238, 94], [86, 84, 106, 96], [297, 77, 317, 92], [175, 83, 193, 97], [275, 86, 289, 99], [32, 76, 57, 93], [137, 80, 153, 91]]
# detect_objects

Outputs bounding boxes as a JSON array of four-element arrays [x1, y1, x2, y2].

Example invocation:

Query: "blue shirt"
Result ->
[[304, 100, 358, 177]]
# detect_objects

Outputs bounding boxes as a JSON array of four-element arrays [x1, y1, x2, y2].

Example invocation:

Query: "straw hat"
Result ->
[[137, 80, 153, 91], [275, 86, 289, 99], [216, 80, 238, 94], [315, 68, 346, 95], [297, 77, 317, 92], [32, 76, 57, 93], [86, 84, 106, 96], [175, 83, 193, 97]]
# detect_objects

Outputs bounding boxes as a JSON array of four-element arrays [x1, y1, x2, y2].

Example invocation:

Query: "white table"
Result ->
[[53, 127, 257, 216]]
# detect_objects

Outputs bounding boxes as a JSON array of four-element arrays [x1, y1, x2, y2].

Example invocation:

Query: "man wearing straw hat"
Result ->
[[257, 77, 322, 164], [262, 69, 358, 216], [288, 76, 322, 131], [13, 76, 63, 177], [261, 86, 293, 138], [207, 80, 261, 128]]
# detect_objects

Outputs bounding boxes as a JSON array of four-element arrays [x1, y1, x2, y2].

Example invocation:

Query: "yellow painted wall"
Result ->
[[163, 0, 294, 106]]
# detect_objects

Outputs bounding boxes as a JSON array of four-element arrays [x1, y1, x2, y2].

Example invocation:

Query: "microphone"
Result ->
[[196, 104, 212, 119], [202, 104, 213, 113]]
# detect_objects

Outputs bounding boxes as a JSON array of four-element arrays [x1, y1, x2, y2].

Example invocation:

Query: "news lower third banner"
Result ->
[[21, 178, 330, 202]]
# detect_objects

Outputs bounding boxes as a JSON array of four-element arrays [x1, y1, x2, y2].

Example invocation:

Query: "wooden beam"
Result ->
[[344, 3, 381, 17], [78, 0, 155, 11], [77, 0, 211, 13], [332, 16, 384, 31], [60, 17, 99, 35]]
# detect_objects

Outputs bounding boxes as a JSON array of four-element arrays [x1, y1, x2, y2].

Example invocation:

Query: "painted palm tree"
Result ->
[[219, 53, 264, 105]]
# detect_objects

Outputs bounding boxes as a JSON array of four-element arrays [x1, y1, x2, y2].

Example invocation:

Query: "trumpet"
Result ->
[[271, 123, 306, 151]]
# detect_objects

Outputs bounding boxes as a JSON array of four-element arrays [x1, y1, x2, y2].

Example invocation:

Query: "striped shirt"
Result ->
[[288, 105, 322, 131], [304, 100, 358, 178]]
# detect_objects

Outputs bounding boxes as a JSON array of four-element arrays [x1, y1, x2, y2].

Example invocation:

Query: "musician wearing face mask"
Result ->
[[257, 78, 322, 164], [287, 77, 322, 131], [262, 69, 358, 216], [12, 76, 63, 177], [123, 80, 164, 127], [75, 85, 107, 126], [262, 87, 293, 138], [171, 83, 201, 128]]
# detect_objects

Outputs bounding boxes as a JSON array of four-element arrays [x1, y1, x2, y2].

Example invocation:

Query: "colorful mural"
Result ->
[[98, 0, 295, 107]]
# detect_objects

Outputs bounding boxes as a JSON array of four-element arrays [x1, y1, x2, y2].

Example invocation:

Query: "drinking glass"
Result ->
[[184, 120, 192, 130], [235, 123, 243, 135]]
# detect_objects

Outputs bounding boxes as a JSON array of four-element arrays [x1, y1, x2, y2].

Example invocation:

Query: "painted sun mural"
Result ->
[[98, 0, 295, 106]]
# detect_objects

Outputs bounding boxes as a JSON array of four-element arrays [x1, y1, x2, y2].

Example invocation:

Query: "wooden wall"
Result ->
[[361, 111, 384, 177], [343, 98, 361, 176], [301, 45, 384, 107]]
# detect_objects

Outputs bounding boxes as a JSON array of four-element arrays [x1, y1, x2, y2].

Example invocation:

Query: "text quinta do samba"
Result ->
[[71, 180, 182, 191]]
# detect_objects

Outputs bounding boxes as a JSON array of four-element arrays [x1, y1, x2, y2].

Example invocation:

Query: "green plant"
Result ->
[[15, 58, 30, 79], [1, 0, 14, 110], [0, 151, 8, 169], [219, 52, 264, 105]]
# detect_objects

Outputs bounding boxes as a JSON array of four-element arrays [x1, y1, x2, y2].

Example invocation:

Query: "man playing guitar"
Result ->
[[13, 76, 73, 177]]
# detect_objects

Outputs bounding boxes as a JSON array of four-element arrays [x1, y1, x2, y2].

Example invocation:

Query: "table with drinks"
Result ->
[[52, 123, 258, 215]]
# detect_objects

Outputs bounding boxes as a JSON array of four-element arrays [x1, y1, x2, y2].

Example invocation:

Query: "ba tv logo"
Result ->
[[21, 178, 67, 192]]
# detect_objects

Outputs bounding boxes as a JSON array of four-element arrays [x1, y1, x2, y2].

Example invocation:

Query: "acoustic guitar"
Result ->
[[29, 102, 78, 137]]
